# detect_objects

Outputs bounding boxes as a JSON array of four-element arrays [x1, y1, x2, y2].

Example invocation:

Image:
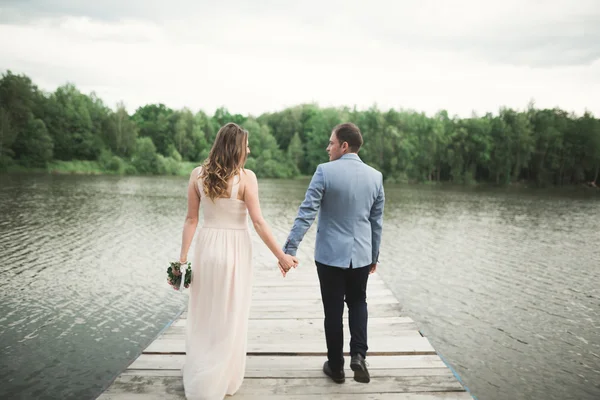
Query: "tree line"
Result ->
[[1, 70, 599, 186]]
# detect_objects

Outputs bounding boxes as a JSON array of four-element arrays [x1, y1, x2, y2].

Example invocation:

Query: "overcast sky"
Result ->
[[1, 0, 599, 117]]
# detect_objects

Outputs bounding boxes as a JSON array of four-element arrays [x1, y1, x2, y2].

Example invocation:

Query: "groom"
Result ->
[[282, 122, 385, 384]]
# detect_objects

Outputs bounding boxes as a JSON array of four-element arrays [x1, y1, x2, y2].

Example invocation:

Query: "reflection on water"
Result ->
[[0, 173, 599, 400]]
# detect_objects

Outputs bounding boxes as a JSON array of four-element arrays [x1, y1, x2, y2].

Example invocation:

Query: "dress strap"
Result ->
[[230, 175, 240, 199]]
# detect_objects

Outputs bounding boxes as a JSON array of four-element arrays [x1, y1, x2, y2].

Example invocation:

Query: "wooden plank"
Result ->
[[129, 354, 448, 371], [162, 318, 422, 338], [163, 328, 421, 339], [250, 289, 397, 300], [99, 393, 472, 400], [179, 303, 405, 319], [143, 336, 435, 355], [229, 375, 468, 394], [245, 310, 403, 319], [229, 395, 473, 400], [250, 278, 388, 286], [172, 316, 415, 327], [249, 276, 387, 284], [252, 280, 388, 288], [250, 272, 387, 281], [121, 367, 454, 378], [246, 297, 401, 305], [249, 275, 388, 287], [97, 375, 466, 399], [98, 388, 472, 400]]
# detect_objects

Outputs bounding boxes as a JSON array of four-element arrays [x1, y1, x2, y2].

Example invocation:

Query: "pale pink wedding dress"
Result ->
[[183, 172, 253, 400]]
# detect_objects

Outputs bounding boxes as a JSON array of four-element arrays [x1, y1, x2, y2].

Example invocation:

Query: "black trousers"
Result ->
[[316, 260, 370, 370]]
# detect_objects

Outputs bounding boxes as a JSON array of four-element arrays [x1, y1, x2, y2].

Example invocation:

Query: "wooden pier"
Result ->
[[98, 253, 472, 399]]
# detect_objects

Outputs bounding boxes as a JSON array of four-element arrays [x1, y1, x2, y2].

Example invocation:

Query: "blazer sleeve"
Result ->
[[283, 165, 326, 256], [368, 173, 385, 263]]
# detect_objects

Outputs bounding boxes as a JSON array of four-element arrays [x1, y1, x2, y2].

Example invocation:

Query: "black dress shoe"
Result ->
[[350, 354, 370, 383], [323, 361, 345, 383]]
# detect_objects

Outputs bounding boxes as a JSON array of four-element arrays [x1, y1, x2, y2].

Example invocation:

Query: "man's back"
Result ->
[[283, 123, 383, 384], [315, 153, 384, 268]]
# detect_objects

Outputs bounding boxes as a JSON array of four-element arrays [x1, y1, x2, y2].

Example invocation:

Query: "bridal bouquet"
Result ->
[[167, 261, 192, 291]]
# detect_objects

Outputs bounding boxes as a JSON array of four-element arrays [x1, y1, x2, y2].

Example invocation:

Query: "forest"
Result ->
[[1, 70, 599, 186]]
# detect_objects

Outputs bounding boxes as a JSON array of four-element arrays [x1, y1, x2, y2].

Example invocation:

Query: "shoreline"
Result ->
[[0, 161, 312, 180], [2, 165, 598, 193]]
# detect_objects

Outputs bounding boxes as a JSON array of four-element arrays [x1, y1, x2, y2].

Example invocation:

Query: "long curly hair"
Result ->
[[200, 122, 249, 201]]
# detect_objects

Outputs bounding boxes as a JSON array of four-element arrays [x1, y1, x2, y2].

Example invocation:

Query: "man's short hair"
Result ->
[[333, 123, 363, 152]]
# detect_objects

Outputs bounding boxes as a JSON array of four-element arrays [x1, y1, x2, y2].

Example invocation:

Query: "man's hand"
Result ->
[[369, 263, 377, 274], [278, 262, 287, 277], [278, 254, 299, 277]]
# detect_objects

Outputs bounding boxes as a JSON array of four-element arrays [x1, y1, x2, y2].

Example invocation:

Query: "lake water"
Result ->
[[0, 173, 599, 400]]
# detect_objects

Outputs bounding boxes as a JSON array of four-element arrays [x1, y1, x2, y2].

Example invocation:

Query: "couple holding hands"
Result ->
[[178, 122, 384, 400]]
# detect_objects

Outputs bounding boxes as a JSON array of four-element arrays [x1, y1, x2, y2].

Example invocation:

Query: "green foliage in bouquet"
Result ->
[[167, 261, 192, 290]]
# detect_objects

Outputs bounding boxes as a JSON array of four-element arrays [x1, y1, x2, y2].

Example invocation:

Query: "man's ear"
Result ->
[[341, 141, 349, 153]]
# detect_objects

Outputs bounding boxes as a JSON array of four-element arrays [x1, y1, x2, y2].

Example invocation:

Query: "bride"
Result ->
[[177, 122, 298, 399]]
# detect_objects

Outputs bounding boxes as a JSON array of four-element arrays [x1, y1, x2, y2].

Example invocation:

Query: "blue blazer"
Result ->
[[284, 153, 385, 269]]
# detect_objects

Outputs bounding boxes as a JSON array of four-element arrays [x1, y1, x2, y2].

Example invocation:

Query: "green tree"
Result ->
[[0, 107, 15, 163], [133, 104, 173, 156], [287, 131, 304, 174], [213, 107, 246, 127], [45, 84, 103, 160], [0, 71, 45, 163], [577, 112, 600, 184], [173, 109, 193, 159], [12, 118, 53, 167], [104, 102, 137, 157], [502, 108, 534, 182], [132, 137, 159, 174]]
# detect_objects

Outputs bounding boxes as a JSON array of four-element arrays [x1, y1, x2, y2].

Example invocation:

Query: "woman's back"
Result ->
[[196, 168, 248, 231]]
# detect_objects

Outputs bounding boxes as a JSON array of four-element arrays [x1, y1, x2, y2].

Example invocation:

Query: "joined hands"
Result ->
[[277, 254, 299, 277]]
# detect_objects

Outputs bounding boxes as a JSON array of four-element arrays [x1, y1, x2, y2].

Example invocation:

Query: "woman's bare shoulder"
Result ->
[[190, 165, 203, 177], [239, 169, 257, 198], [242, 168, 255, 176]]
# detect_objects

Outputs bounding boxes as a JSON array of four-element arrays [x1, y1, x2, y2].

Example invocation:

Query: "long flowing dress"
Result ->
[[183, 172, 253, 400]]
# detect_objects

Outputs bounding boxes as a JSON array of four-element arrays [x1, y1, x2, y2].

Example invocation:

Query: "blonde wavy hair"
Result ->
[[200, 122, 249, 201]]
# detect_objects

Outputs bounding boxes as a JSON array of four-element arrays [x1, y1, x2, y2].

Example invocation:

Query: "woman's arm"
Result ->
[[179, 167, 201, 263], [243, 169, 298, 272]]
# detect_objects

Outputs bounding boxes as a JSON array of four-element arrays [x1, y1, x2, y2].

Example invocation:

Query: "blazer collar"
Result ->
[[340, 153, 362, 162]]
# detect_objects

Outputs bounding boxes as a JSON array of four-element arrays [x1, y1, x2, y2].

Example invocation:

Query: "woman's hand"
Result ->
[[277, 254, 299, 277]]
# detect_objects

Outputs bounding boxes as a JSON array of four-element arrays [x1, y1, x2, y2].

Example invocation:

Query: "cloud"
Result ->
[[352, 0, 600, 67], [2, 0, 599, 67], [0, 0, 598, 117]]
